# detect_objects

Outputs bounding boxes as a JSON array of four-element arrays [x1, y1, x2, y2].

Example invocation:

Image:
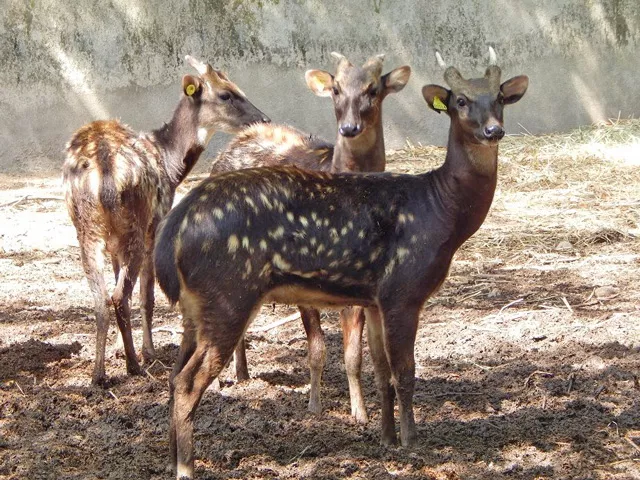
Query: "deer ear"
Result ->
[[182, 75, 202, 97], [422, 84, 450, 114], [305, 70, 334, 97], [382, 66, 411, 95], [500, 75, 528, 105]]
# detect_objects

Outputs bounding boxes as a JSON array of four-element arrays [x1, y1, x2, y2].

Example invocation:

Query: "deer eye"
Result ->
[[218, 92, 231, 101], [332, 86, 339, 96], [497, 94, 504, 105], [367, 85, 378, 97], [456, 97, 467, 108]]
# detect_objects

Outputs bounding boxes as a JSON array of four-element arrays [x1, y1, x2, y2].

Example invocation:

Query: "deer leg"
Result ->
[[300, 306, 325, 415], [340, 306, 367, 423], [111, 243, 143, 376], [168, 316, 197, 473], [79, 238, 112, 386], [380, 305, 419, 447], [139, 232, 156, 365], [171, 299, 259, 479], [365, 308, 396, 445], [111, 257, 125, 353], [233, 337, 250, 382]]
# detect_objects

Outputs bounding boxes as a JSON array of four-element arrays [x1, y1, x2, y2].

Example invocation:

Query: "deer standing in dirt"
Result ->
[[155, 49, 528, 479], [210, 53, 410, 422], [63, 56, 269, 386]]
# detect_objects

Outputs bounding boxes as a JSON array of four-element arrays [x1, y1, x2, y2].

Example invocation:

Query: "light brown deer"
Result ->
[[210, 53, 410, 423], [63, 55, 269, 386], [155, 49, 528, 479]]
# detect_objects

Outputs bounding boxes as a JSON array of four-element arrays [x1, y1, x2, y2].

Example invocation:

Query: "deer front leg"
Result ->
[[365, 308, 396, 445], [300, 306, 325, 414], [341, 306, 367, 423], [380, 305, 420, 447]]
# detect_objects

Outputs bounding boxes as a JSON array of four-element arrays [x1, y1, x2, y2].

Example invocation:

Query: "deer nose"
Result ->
[[339, 123, 361, 138], [483, 125, 504, 140]]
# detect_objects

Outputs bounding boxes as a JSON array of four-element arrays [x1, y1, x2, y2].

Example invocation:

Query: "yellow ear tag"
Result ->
[[433, 96, 447, 111], [186, 84, 196, 96]]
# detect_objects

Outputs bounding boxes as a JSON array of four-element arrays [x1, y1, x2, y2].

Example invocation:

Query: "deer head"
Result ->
[[422, 48, 528, 145], [183, 55, 270, 143], [305, 52, 411, 139]]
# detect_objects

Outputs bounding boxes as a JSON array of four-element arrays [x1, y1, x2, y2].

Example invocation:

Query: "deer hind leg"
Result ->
[[232, 336, 250, 382], [300, 306, 325, 415], [111, 256, 126, 353], [365, 307, 396, 445], [341, 306, 367, 423], [139, 228, 157, 364], [380, 304, 419, 447], [111, 235, 143, 376], [79, 237, 112, 386], [170, 295, 260, 480]]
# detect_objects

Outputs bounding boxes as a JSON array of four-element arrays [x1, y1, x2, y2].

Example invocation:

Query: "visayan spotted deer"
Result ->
[[63, 55, 269, 386], [210, 52, 410, 422], [155, 50, 528, 479]]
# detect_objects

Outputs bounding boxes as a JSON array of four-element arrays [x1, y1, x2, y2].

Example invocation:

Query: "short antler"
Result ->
[[488, 46, 497, 65], [484, 47, 501, 93], [185, 55, 212, 76], [435, 51, 447, 69], [363, 53, 385, 76]]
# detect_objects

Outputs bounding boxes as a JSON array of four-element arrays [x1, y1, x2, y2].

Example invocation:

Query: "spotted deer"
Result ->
[[210, 53, 411, 423], [155, 50, 528, 479], [63, 55, 269, 386]]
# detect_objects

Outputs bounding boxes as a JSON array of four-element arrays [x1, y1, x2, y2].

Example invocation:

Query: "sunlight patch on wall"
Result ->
[[50, 45, 110, 119], [570, 73, 605, 124]]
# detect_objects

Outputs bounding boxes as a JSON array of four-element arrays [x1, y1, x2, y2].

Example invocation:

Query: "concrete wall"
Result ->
[[1, 0, 638, 174]]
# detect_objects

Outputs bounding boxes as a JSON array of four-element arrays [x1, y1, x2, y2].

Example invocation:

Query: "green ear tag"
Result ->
[[186, 84, 196, 96], [433, 96, 447, 111]]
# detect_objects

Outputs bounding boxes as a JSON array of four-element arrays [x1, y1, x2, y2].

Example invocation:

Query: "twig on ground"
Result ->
[[151, 326, 184, 336], [567, 373, 576, 394], [594, 385, 606, 399], [288, 445, 311, 464], [624, 435, 640, 454], [561, 296, 574, 314], [472, 362, 493, 371], [0, 195, 64, 208], [13, 381, 25, 396], [523, 370, 554, 389], [425, 391, 485, 398], [498, 298, 524, 315], [0, 195, 30, 208], [144, 360, 159, 381], [108, 390, 119, 401], [249, 312, 301, 333]]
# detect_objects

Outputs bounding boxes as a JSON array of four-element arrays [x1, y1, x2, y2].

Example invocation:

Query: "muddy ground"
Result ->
[[0, 127, 639, 479]]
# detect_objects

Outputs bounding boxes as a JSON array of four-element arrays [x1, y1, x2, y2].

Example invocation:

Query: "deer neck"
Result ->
[[153, 97, 207, 189], [432, 122, 499, 246], [331, 121, 385, 173]]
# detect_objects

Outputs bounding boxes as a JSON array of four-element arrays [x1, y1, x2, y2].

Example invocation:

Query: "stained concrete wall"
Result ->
[[0, 0, 638, 174]]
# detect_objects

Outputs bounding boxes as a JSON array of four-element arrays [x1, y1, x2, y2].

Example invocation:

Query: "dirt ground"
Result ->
[[0, 122, 639, 479]]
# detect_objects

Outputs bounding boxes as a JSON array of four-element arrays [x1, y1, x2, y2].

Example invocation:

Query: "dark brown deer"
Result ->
[[63, 55, 269, 386], [210, 53, 410, 423], [155, 51, 527, 479]]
